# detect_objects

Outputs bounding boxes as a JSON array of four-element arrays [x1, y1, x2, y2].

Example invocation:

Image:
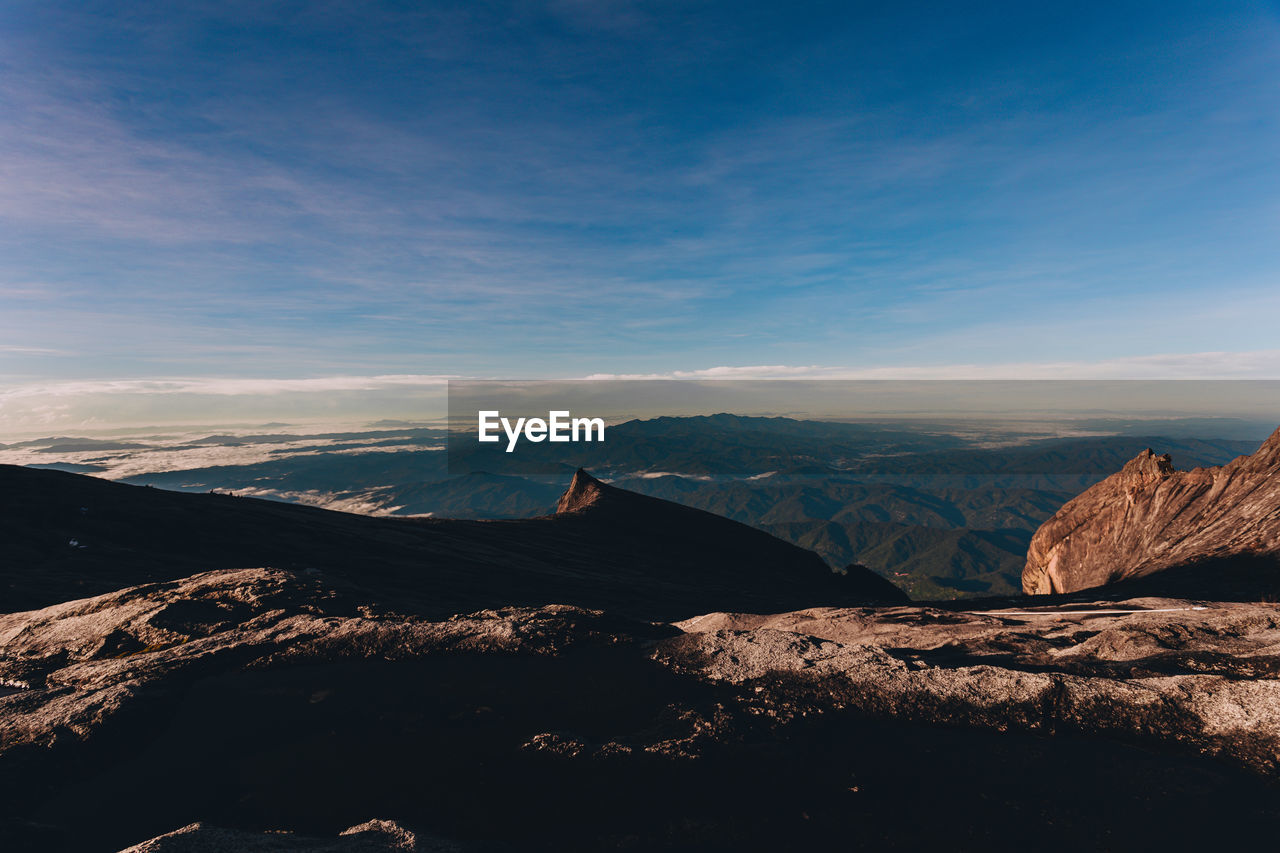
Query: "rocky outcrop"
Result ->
[[554, 468, 609, 514], [4, 568, 1280, 850], [1023, 426, 1280, 595], [664, 599, 1280, 774], [0, 568, 683, 851]]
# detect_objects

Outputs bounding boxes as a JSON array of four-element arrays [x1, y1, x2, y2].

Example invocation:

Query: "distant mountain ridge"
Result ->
[[9, 416, 1270, 600]]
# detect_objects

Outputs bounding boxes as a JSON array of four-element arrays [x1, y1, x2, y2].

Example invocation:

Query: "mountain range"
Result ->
[[4, 417, 1270, 599]]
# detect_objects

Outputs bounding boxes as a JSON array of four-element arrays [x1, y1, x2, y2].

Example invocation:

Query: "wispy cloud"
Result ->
[[1, 2, 1278, 387], [584, 349, 1280, 380], [0, 344, 66, 355], [0, 374, 454, 399]]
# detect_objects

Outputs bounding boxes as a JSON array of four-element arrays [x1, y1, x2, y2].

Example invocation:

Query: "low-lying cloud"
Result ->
[[4, 350, 1280, 438]]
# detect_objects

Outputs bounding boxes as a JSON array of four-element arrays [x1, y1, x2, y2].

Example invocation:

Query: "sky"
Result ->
[[2, 1, 1279, 432]]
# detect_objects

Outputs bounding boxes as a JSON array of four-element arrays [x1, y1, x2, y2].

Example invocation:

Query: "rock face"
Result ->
[[1023, 426, 1280, 595], [555, 468, 609, 513]]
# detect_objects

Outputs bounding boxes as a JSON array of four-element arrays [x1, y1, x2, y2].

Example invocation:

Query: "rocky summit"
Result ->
[[3, 464, 1280, 850], [3, 567, 1280, 850], [1023, 426, 1280, 596]]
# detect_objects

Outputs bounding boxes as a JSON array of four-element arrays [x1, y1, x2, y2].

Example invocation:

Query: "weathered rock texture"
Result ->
[[1023, 426, 1280, 595], [3, 568, 1280, 850], [666, 600, 1280, 774], [0, 568, 687, 851]]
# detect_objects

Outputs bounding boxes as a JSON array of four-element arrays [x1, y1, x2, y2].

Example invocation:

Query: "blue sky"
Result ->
[[2, 1, 1279, 429]]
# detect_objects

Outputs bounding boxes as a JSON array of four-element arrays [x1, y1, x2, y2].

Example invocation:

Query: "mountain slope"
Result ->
[[0, 464, 904, 619]]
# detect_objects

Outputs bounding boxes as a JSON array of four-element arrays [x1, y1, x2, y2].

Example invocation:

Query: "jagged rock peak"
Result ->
[[556, 468, 610, 514], [1119, 448, 1175, 482]]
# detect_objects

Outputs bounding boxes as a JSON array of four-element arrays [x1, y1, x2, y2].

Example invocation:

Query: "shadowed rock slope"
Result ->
[[0, 464, 903, 620], [1024, 426, 1280, 596], [552, 468, 906, 605]]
